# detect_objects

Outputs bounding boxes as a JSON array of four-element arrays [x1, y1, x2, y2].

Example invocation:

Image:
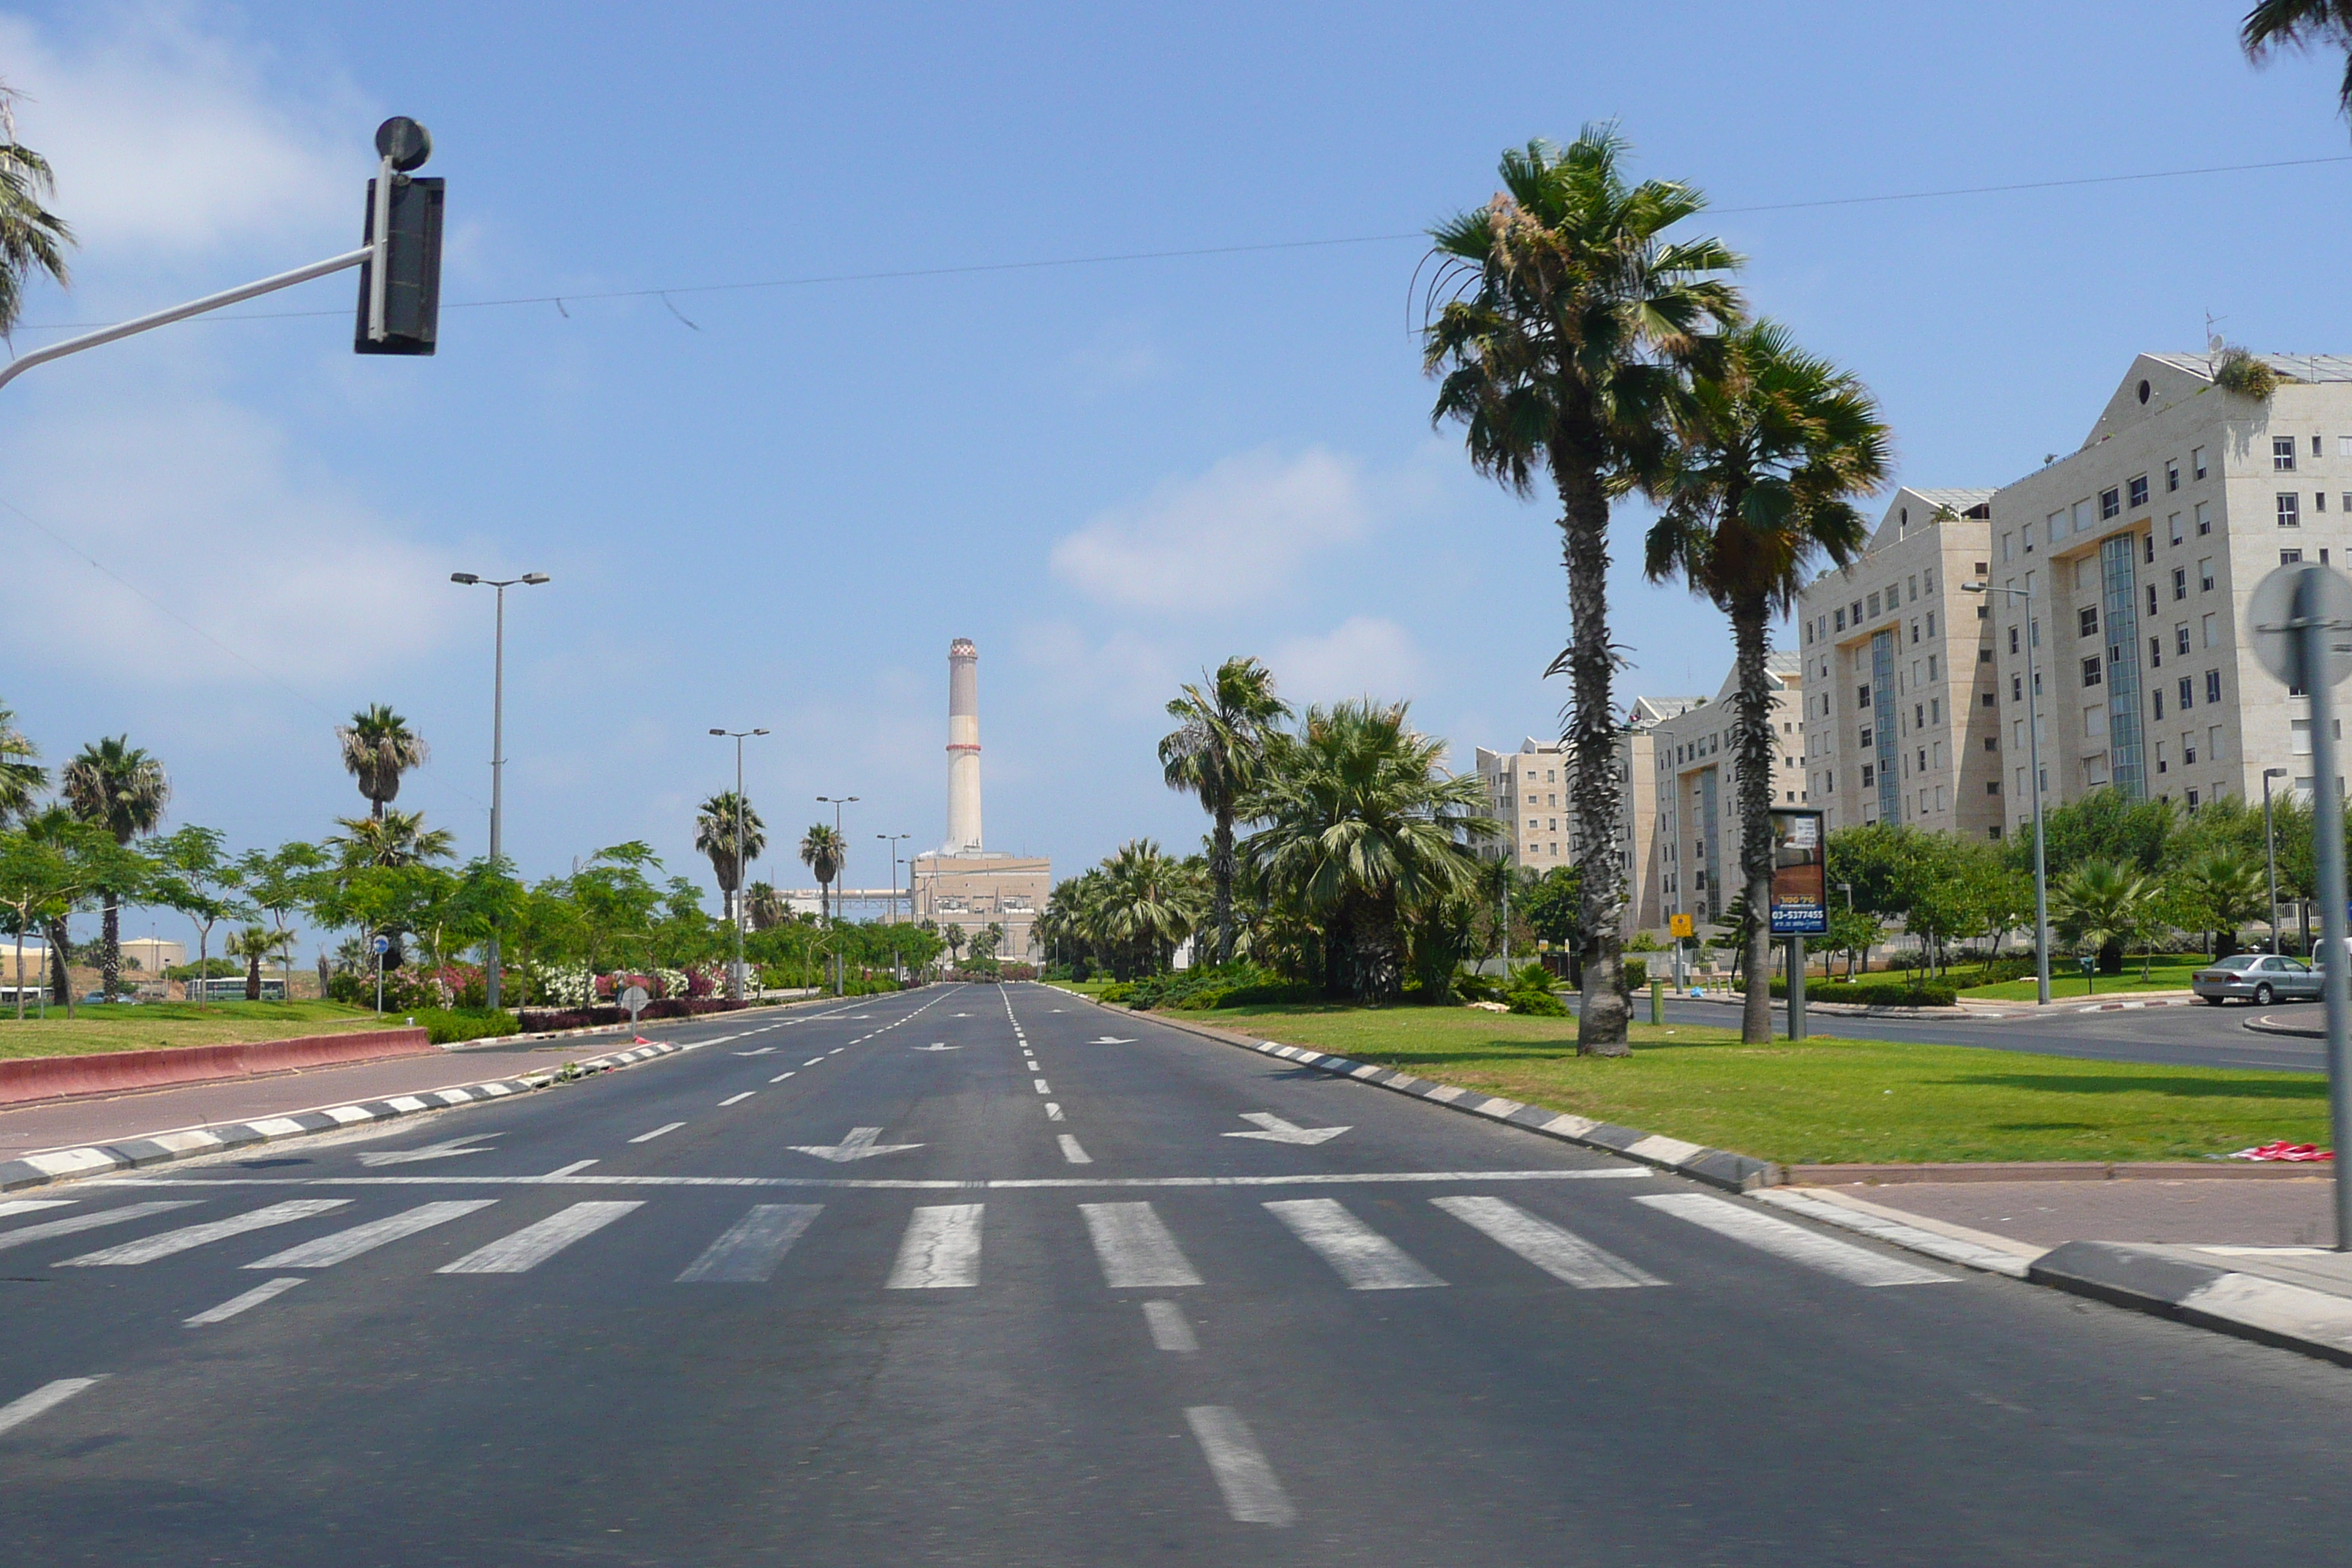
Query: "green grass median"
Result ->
[[1954, 958, 2210, 1001], [0, 1000, 392, 1061], [1196, 1001, 2326, 1166]]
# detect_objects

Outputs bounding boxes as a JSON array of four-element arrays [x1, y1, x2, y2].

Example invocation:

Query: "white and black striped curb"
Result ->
[[2026, 1240, 2352, 1368], [1088, 997, 1781, 1194], [0, 1039, 687, 1194]]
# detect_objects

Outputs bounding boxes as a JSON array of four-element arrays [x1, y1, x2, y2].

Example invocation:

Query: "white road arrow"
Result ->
[[788, 1126, 926, 1163], [913, 1044, 961, 1052], [1090, 1036, 1137, 1045], [1223, 1112, 1349, 1146], [356, 1134, 504, 1167]]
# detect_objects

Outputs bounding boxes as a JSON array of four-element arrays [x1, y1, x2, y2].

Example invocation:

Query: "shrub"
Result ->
[[1505, 960, 1567, 1016], [409, 1007, 522, 1046], [2214, 346, 2280, 400], [1452, 968, 1505, 1003], [1768, 976, 1956, 1007], [516, 998, 755, 1031], [1623, 959, 1648, 991], [1097, 982, 1138, 1006]]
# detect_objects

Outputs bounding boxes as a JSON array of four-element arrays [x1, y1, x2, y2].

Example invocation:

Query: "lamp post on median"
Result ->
[[709, 728, 769, 1000], [450, 570, 550, 1011], [2265, 767, 2290, 954], [878, 833, 911, 981], [816, 795, 859, 995], [1965, 580, 2050, 1006]]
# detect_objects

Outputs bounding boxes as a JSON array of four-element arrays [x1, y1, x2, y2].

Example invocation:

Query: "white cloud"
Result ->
[[1269, 617, 1425, 706], [1049, 445, 1368, 612], [1014, 620, 1183, 717], [0, 395, 459, 686], [0, 7, 361, 260]]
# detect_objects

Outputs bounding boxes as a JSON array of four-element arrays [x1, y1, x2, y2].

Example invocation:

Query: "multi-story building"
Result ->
[[1978, 353, 2352, 823], [1794, 486, 2005, 837], [1650, 655, 1806, 930]]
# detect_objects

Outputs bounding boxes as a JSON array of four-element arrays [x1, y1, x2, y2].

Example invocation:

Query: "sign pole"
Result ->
[[1787, 935, 1806, 1041], [2296, 571, 2352, 1252]]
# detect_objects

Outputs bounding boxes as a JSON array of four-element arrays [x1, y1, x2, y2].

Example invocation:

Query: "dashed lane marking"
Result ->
[[769, 1071, 796, 1083], [1185, 1406, 1295, 1527], [1142, 1299, 1198, 1352], [719, 1091, 757, 1107], [185, 1276, 306, 1326], [629, 1123, 686, 1144], [0, 1377, 106, 1437], [1058, 1134, 1093, 1165]]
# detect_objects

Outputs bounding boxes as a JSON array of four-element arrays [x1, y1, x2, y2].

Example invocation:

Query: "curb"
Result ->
[[2243, 1011, 2327, 1039], [0, 1038, 689, 1194], [2027, 1240, 2352, 1367], [1790, 1159, 2329, 1185], [1093, 995, 1780, 1194]]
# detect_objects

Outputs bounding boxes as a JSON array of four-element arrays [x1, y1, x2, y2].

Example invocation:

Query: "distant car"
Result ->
[[2193, 953, 2321, 1006]]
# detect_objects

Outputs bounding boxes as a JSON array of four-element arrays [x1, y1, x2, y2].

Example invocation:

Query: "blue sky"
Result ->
[[3, 1, 2348, 941]]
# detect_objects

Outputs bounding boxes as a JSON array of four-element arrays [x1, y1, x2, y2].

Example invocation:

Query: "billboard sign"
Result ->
[[1768, 808, 1830, 936]]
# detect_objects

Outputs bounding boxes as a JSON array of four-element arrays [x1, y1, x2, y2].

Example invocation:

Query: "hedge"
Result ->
[[516, 998, 756, 1031], [409, 1007, 523, 1046], [1766, 976, 1957, 1007]]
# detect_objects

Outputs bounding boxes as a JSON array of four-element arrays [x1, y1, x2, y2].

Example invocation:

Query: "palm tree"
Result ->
[[61, 736, 169, 1000], [2244, 2, 2352, 118], [2186, 849, 2270, 960], [2051, 859, 2153, 983], [1241, 701, 1492, 1003], [224, 925, 275, 1003], [744, 881, 785, 932], [336, 705, 429, 820], [941, 922, 968, 971], [1643, 319, 1891, 1042], [0, 701, 45, 824], [1423, 127, 1741, 1055], [0, 83, 72, 337], [1159, 656, 1290, 968], [694, 791, 766, 933], [799, 823, 845, 924], [330, 809, 456, 870], [1089, 840, 1205, 978]]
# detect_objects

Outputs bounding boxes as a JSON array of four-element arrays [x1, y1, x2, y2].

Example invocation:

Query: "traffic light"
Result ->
[[354, 117, 442, 355]]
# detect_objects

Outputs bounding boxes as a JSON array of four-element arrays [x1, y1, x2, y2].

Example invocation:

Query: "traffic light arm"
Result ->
[[0, 244, 373, 393]]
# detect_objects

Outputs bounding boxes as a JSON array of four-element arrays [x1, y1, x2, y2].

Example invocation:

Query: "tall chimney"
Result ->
[[946, 638, 982, 853]]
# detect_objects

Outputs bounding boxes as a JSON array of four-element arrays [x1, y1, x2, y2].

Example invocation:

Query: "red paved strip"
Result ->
[[0, 1029, 433, 1108]]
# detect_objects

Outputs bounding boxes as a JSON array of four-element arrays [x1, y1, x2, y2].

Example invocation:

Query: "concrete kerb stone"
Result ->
[[2028, 1240, 2352, 1368], [0, 1039, 690, 1195]]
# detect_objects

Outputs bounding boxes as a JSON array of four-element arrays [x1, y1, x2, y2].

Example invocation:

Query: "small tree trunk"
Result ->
[[45, 916, 70, 1007], [245, 948, 262, 1001], [1731, 600, 1777, 1045], [1210, 806, 1237, 967], [1553, 457, 1629, 1055], [101, 894, 121, 1001]]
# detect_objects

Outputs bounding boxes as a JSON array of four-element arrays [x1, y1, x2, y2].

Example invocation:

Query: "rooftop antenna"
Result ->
[[2204, 312, 2227, 374]]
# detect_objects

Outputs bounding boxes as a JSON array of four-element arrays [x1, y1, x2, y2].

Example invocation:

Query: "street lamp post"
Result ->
[[816, 795, 859, 995], [878, 834, 911, 979], [2264, 767, 2290, 954], [709, 728, 770, 1001], [1966, 581, 2049, 1005], [451, 570, 550, 1011]]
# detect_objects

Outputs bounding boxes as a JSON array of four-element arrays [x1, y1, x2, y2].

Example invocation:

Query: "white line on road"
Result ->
[[1263, 1199, 1445, 1289], [1033, 1078, 1051, 1093], [629, 1123, 686, 1144], [58, 1199, 351, 1267], [438, 1202, 644, 1275], [1058, 1134, 1093, 1166], [676, 1204, 823, 1282], [735, 1047, 776, 1057], [1431, 1196, 1663, 1288], [1184, 1406, 1295, 1526], [0, 1200, 74, 1221], [545, 1160, 599, 1178], [886, 1203, 984, 1288], [1142, 1299, 1198, 1352], [1044, 1102, 1066, 1121], [246, 1200, 499, 1269], [0, 1200, 200, 1253], [185, 1276, 306, 1325], [718, 1091, 756, 1107], [1080, 1202, 1201, 1287], [109, 1167, 1658, 1192], [769, 1071, 796, 1083], [1633, 1193, 1956, 1286], [0, 1376, 105, 1437], [803, 1058, 825, 1066]]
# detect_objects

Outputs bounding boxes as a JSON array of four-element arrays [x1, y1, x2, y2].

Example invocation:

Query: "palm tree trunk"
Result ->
[[1554, 458, 1629, 1055], [1731, 598, 1777, 1045], [45, 916, 70, 1008], [1210, 804, 1236, 967], [101, 894, 121, 1002]]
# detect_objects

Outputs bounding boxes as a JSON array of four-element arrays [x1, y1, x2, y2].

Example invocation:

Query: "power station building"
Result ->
[[909, 638, 1051, 961]]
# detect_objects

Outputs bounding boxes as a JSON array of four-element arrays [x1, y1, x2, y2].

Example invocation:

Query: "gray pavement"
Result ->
[[3, 981, 2351, 1564]]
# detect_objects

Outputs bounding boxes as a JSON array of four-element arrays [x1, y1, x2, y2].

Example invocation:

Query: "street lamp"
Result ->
[[878, 833, 911, 981], [815, 794, 859, 995], [709, 728, 770, 1000], [2265, 766, 2291, 954], [450, 570, 550, 1011], [1965, 581, 2050, 1006]]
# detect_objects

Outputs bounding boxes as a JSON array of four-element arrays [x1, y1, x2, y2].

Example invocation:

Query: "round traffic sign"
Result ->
[[619, 984, 649, 1013], [370, 934, 391, 955], [2248, 562, 2352, 689], [374, 117, 432, 172]]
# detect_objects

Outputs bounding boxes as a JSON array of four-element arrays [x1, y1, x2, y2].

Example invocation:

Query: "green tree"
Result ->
[[2244, 1, 2352, 118], [149, 825, 246, 994], [1643, 320, 1888, 1039], [336, 704, 429, 821], [328, 808, 454, 870], [2024, 790, 2176, 880], [61, 735, 170, 1000], [1159, 655, 1291, 967], [695, 791, 766, 934], [2182, 848, 2269, 960], [0, 84, 72, 337], [799, 824, 845, 925], [0, 820, 110, 1018], [0, 701, 45, 825], [1515, 865, 1582, 949], [1088, 840, 1204, 979], [1423, 128, 1741, 1055], [223, 924, 279, 1003], [2051, 859, 2153, 981]]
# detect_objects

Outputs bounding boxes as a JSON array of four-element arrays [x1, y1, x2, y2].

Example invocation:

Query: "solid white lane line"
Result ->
[[1033, 1078, 1051, 1094], [58, 1200, 351, 1267], [0, 1376, 105, 1436], [246, 1200, 499, 1269], [545, 1160, 599, 1178], [1184, 1406, 1296, 1526], [1142, 1299, 1198, 1352], [1044, 1101, 1066, 1121], [719, 1091, 756, 1107], [438, 1201, 643, 1274], [1058, 1134, 1093, 1166], [1263, 1199, 1444, 1290], [735, 1047, 776, 1057], [1633, 1193, 1955, 1286], [629, 1123, 686, 1144], [0, 1200, 74, 1221], [886, 1203, 984, 1288], [769, 1071, 796, 1083], [0, 1201, 200, 1253], [676, 1204, 823, 1283], [1431, 1196, 1663, 1288], [1080, 1202, 1201, 1287], [185, 1276, 306, 1326]]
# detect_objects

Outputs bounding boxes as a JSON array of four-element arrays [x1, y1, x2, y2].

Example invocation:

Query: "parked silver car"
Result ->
[[2193, 953, 2321, 1006]]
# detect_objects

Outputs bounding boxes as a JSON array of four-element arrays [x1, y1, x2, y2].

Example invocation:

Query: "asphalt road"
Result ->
[[2, 981, 2348, 1565]]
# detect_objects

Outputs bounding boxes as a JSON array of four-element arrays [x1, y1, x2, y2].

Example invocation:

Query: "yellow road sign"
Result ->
[[1668, 913, 1695, 938]]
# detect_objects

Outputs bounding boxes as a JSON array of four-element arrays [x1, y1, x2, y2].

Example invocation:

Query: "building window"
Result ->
[[2024, 524, 2036, 554], [2010, 674, 2022, 702], [1857, 685, 1870, 706], [2172, 567, 2187, 600], [2280, 492, 2302, 527], [2100, 487, 2121, 519], [1859, 726, 1873, 749], [2196, 501, 2212, 535], [2276, 436, 2298, 471], [2002, 532, 2014, 561], [2148, 634, 2162, 668], [2008, 626, 2019, 655], [2199, 558, 2215, 591], [2187, 788, 2201, 810], [2128, 475, 2149, 509], [2168, 512, 2183, 546], [2206, 669, 2223, 704], [1834, 608, 1845, 632], [2156, 739, 2168, 774], [2167, 460, 2181, 493], [2323, 492, 2332, 514], [1982, 690, 1997, 706], [2078, 606, 2099, 638], [2082, 656, 2103, 688], [2284, 549, 2304, 565], [2179, 675, 2194, 710], [2154, 689, 2165, 719], [2202, 612, 2217, 647], [2176, 624, 2190, 655], [1979, 647, 1994, 663], [1926, 611, 1936, 636], [1861, 764, 1874, 788], [1867, 592, 1880, 617], [2193, 446, 2209, 480]]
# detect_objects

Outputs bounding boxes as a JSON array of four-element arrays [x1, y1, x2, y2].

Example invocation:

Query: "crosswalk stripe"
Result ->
[[1058, 1134, 1093, 1165], [0, 1200, 74, 1221], [1633, 1194, 1956, 1287], [1262, 1199, 1444, 1289], [1079, 1202, 1202, 1288], [1431, 1196, 1663, 1289], [676, 1204, 823, 1282], [886, 1203, 984, 1288], [0, 1376, 105, 1437], [185, 1276, 306, 1325], [56, 1200, 350, 1267], [1184, 1406, 1296, 1526], [246, 1200, 499, 1269], [0, 1201, 200, 1254], [1142, 1299, 1198, 1352], [437, 1202, 644, 1275]]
